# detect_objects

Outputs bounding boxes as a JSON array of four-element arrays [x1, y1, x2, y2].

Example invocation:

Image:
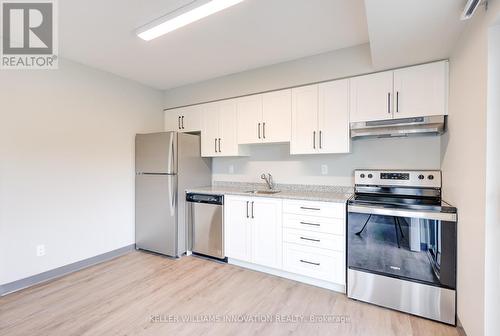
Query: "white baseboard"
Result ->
[[228, 258, 346, 293]]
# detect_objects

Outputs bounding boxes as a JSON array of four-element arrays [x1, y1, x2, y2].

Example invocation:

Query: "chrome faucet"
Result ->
[[261, 173, 275, 190]]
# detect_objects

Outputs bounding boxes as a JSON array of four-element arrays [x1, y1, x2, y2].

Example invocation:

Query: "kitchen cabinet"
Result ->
[[224, 196, 282, 269], [291, 80, 350, 155], [236, 95, 262, 144], [164, 105, 202, 132], [224, 197, 252, 262], [251, 198, 283, 269], [350, 61, 448, 122], [349, 71, 394, 123], [393, 61, 448, 118], [282, 199, 346, 286], [200, 100, 243, 157], [237, 89, 291, 144]]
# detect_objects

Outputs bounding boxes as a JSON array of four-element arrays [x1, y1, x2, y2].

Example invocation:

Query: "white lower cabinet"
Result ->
[[224, 195, 346, 291], [224, 196, 282, 269], [283, 243, 344, 284]]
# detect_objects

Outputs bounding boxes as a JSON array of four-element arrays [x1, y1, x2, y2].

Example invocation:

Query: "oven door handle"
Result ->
[[348, 205, 457, 222]]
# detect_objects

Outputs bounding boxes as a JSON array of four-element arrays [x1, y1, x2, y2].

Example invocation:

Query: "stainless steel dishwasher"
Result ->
[[186, 193, 225, 260]]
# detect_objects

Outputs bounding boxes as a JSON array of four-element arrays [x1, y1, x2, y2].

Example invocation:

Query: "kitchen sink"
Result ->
[[245, 190, 281, 195]]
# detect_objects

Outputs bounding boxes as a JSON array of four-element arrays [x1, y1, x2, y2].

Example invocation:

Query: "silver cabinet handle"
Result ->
[[300, 259, 320, 266], [263, 122, 266, 139], [181, 116, 185, 129], [214, 138, 217, 153], [300, 236, 320, 242], [258, 123, 261, 139], [313, 131, 316, 149], [319, 131, 322, 149], [300, 206, 320, 211], [246, 201, 249, 218], [300, 221, 320, 227], [388, 92, 391, 114], [178, 116, 181, 129], [396, 91, 399, 113], [218, 138, 221, 153], [251, 201, 254, 219]]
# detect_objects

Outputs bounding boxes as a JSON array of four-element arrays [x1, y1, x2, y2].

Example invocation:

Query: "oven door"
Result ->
[[347, 204, 457, 289]]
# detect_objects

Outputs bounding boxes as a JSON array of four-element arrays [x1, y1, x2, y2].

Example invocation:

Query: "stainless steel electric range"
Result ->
[[347, 170, 457, 325]]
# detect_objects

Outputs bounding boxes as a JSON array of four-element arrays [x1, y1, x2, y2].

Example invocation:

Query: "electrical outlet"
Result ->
[[228, 165, 234, 174], [36, 244, 46, 257], [321, 164, 328, 175]]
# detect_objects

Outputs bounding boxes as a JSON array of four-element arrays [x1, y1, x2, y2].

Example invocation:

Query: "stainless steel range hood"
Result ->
[[350, 115, 445, 139]]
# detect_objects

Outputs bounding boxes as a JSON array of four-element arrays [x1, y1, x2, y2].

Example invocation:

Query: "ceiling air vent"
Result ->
[[461, 0, 487, 20]]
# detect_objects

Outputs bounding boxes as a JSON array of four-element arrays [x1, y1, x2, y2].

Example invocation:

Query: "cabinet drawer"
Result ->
[[283, 214, 344, 235], [283, 243, 345, 284], [283, 199, 345, 218], [284, 228, 344, 252]]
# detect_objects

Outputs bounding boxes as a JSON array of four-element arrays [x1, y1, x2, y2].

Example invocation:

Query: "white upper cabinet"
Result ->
[[201, 100, 242, 157], [237, 89, 291, 144], [218, 100, 239, 156], [350, 61, 449, 123], [291, 81, 350, 155], [393, 61, 448, 118], [291, 84, 319, 155], [237, 95, 263, 144], [164, 105, 202, 132], [261, 89, 291, 143], [200, 102, 220, 157], [349, 71, 394, 123], [318, 80, 350, 153]]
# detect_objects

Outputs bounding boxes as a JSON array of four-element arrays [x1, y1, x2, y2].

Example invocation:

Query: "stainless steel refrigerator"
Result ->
[[135, 132, 211, 257]]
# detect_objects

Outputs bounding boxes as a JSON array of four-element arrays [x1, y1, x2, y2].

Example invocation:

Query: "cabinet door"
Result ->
[[349, 71, 394, 123], [393, 61, 448, 118], [237, 95, 263, 144], [318, 80, 350, 153], [178, 105, 202, 132], [224, 196, 252, 262], [201, 102, 219, 157], [164, 109, 181, 131], [218, 99, 239, 156], [252, 198, 283, 269], [262, 89, 291, 143], [291, 85, 319, 155]]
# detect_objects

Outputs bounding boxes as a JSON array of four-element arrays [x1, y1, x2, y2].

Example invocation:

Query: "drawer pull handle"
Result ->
[[299, 221, 320, 227], [300, 259, 320, 266], [300, 237, 320, 242], [300, 206, 320, 211]]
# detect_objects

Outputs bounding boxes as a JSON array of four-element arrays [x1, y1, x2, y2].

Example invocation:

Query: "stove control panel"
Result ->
[[354, 170, 441, 188]]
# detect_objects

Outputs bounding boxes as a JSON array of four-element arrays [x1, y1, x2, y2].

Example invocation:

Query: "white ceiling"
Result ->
[[364, 0, 467, 70], [59, 0, 469, 91], [59, 0, 369, 90]]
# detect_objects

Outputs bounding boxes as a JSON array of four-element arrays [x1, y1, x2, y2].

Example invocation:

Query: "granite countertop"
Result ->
[[186, 182, 353, 203]]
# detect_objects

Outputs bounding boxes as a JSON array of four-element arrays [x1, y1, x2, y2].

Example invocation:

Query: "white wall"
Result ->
[[213, 138, 441, 186], [164, 44, 374, 108], [164, 44, 442, 186], [0, 59, 164, 285], [441, 2, 500, 336], [485, 20, 500, 336]]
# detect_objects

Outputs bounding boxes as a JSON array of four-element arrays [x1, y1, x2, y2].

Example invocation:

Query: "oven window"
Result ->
[[347, 212, 456, 288]]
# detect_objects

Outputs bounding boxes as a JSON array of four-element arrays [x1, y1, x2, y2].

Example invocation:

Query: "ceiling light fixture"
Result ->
[[136, 0, 245, 41], [460, 0, 488, 20]]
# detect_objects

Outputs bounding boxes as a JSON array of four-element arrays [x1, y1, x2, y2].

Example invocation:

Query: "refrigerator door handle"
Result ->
[[167, 134, 174, 173], [168, 175, 176, 216]]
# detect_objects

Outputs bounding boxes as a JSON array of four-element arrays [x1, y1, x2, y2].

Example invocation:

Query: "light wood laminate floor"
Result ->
[[0, 251, 459, 336]]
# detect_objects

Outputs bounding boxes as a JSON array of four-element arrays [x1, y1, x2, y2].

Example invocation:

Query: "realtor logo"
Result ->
[[1, 0, 58, 69]]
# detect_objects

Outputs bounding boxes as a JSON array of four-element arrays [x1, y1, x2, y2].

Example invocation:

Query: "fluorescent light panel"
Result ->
[[137, 0, 244, 41]]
